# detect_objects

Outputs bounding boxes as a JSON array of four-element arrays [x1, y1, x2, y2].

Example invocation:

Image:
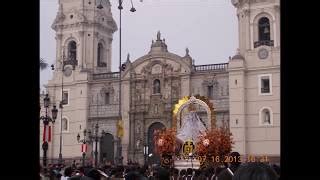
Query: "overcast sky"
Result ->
[[40, 0, 238, 90]]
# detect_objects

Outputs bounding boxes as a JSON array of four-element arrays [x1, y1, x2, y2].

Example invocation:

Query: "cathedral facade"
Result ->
[[41, 0, 280, 165]]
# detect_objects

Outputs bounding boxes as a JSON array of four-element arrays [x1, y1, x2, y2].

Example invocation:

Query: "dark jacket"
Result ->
[[217, 166, 239, 180], [68, 175, 95, 180]]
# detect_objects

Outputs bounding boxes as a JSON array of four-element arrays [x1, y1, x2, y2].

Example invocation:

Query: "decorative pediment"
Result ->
[[141, 60, 162, 75], [141, 60, 178, 76]]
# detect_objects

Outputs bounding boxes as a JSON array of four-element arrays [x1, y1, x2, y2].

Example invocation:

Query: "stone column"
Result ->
[[55, 34, 63, 69], [78, 31, 84, 69]]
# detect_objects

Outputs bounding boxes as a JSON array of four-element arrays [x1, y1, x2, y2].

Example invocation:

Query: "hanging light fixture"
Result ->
[[130, 0, 136, 12], [118, 0, 123, 10]]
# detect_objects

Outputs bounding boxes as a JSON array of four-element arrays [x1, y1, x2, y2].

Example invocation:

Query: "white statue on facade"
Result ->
[[176, 105, 207, 143]]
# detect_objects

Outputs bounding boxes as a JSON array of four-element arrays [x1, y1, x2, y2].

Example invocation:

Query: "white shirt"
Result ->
[[60, 176, 70, 180]]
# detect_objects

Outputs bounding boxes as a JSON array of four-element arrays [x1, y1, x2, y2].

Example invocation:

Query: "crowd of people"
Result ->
[[40, 152, 280, 180]]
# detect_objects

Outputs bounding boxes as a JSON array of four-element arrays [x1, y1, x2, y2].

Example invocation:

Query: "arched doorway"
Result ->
[[100, 133, 114, 165], [148, 122, 165, 165]]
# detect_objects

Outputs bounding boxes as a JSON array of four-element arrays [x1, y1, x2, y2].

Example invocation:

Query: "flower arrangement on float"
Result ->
[[153, 128, 177, 168], [196, 127, 234, 167], [153, 128, 177, 154]]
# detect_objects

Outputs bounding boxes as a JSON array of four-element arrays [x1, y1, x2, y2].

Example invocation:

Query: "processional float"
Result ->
[[153, 95, 233, 170]]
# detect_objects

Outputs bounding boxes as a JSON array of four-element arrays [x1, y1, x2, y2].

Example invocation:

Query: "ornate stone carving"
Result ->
[[151, 64, 162, 74], [185, 48, 189, 56], [157, 31, 161, 41], [136, 122, 142, 134], [243, 9, 250, 17]]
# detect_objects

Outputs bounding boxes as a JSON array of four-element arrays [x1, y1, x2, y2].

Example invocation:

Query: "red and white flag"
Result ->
[[42, 125, 52, 142], [81, 143, 87, 153], [43, 125, 47, 142]]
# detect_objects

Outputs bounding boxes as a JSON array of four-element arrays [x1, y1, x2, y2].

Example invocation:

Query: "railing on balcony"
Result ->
[[89, 104, 119, 118], [261, 87, 270, 93], [254, 40, 274, 48], [193, 63, 228, 72], [92, 72, 120, 80]]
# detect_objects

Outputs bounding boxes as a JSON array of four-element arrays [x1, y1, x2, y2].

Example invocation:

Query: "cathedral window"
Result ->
[[258, 74, 272, 95], [105, 92, 110, 105], [254, 16, 274, 48], [259, 107, 273, 126], [62, 118, 69, 132], [97, 43, 106, 67], [62, 90, 69, 105], [153, 79, 161, 94], [208, 85, 213, 99], [258, 17, 271, 41], [68, 41, 77, 61]]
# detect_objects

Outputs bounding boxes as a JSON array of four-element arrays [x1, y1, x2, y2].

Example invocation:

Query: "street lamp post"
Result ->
[[40, 94, 58, 175], [143, 145, 148, 166], [97, 0, 136, 166], [87, 123, 105, 167], [77, 129, 90, 167], [58, 50, 78, 165]]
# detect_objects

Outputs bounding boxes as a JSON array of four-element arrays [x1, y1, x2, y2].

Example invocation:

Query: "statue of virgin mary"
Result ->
[[176, 105, 207, 143]]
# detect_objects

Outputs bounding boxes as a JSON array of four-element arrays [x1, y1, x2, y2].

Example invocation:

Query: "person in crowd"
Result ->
[[86, 168, 102, 180], [193, 169, 201, 179], [170, 168, 179, 180], [156, 167, 170, 180], [61, 166, 73, 180], [214, 165, 225, 180], [125, 170, 140, 180], [178, 169, 186, 180], [147, 167, 156, 180], [138, 165, 149, 180], [203, 166, 215, 180], [271, 164, 280, 178], [197, 170, 207, 180], [217, 152, 241, 180], [232, 162, 278, 180], [184, 168, 193, 180], [72, 160, 76, 169], [68, 166, 89, 180]]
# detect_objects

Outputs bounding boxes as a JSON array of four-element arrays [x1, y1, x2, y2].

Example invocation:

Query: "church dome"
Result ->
[[231, 54, 245, 60], [231, 49, 245, 60]]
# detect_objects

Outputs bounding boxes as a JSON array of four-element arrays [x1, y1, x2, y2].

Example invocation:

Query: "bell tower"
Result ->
[[52, 0, 117, 73], [231, 0, 280, 56], [45, 0, 118, 162], [228, 0, 280, 162]]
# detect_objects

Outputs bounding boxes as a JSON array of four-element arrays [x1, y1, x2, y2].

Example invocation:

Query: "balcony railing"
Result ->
[[193, 63, 228, 72], [254, 40, 274, 48], [92, 72, 120, 80], [261, 87, 270, 93], [97, 62, 107, 67]]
